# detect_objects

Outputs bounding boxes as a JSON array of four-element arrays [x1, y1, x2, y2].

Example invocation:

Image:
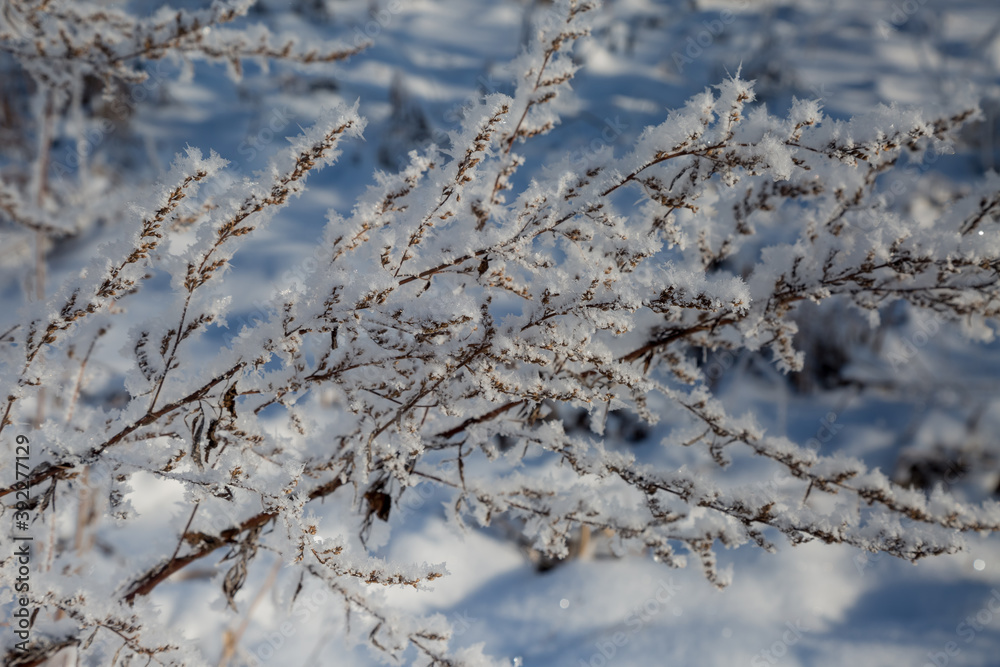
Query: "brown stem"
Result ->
[[122, 475, 345, 605], [0, 364, 245, 500]]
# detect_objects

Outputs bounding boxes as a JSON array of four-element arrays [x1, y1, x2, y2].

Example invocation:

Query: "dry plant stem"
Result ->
[[65, 329, 102, 425], [31, 91, 53, 430], [123, 475, 346, 605], [150, 119, 358, 412], [73, 466, 91, 555], [0, 363, 246, 501], [0, 170, 212, 441], [218, 559, 282, 667]]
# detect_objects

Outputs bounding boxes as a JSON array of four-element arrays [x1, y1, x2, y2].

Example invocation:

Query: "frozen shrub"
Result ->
[[2, 1, 1000, 665]]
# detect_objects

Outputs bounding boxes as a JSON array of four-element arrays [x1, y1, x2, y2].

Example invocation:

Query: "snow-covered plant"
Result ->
[[2, 0, 999, 665], [0, 0, 364, 301]]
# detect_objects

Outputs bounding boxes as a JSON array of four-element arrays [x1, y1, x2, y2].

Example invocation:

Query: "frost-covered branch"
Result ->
[[2, 0, 999, 665]]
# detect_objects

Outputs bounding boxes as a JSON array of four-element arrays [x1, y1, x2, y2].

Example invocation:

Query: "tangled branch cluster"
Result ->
[[1, 1, 999, 665]]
